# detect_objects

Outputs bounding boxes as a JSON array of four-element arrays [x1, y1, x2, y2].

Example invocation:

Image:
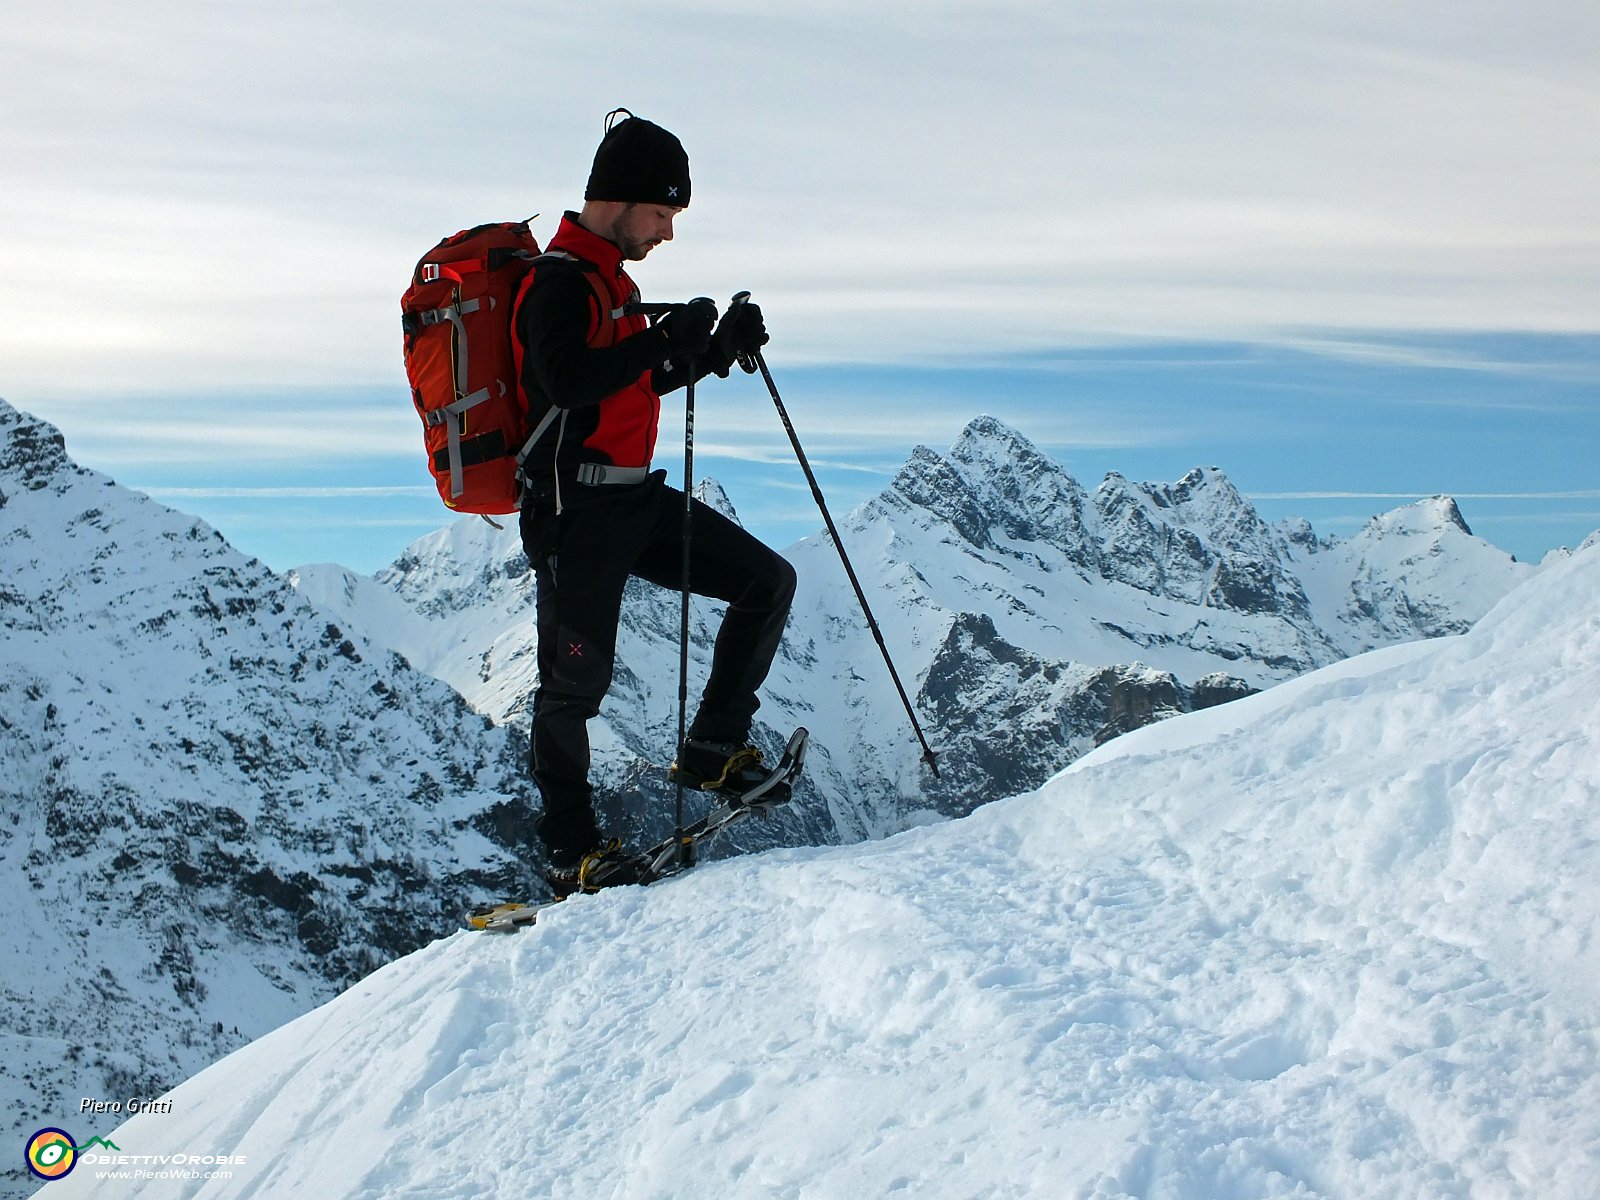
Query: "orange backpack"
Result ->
[[400, 220, 542, 515]]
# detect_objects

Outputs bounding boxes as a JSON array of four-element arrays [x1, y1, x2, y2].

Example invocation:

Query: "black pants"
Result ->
[[519, 470, 796, 857]]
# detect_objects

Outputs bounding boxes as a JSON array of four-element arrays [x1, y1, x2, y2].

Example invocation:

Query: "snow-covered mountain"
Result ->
[[297, 415, 1532, 836], [0, 398, 542, 1192], [2, 397, 1547, 1198], [52, 538, 1600, 1199]]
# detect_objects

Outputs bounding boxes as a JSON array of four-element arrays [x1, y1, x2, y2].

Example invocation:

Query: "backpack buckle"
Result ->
[[420, 263, 441, 284]]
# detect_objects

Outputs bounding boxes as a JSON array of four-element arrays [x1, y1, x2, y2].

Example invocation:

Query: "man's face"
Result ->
[[607, 202, 682, 261]]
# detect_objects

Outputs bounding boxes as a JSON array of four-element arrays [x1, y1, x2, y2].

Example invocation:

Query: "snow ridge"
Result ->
[[56, 542, 1600, 1199]]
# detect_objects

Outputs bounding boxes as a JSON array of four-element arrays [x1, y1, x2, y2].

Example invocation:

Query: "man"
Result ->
[[515, 109, 796, 896]]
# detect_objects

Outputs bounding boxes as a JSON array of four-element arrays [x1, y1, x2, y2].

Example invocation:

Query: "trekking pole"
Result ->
[[646, 299, 718, 871], [675, 330, 708, 870], [742, 338, 941, 779]]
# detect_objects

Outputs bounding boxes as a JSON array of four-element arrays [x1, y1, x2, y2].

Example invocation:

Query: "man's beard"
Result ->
[[607, 208, 660, 261], [616, 234, 659, 261]]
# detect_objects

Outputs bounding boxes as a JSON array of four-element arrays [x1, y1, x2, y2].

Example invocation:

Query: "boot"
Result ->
[[545, 838, 646, 898], [670, 738, 790, 805]]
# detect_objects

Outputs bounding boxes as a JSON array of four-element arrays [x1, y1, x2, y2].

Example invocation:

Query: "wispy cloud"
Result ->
[[1469, 511, 1600, 527], [1251, 490, 1600, 501], [58, 410, 417, 466], [4, 1, 1597, 402], [139, 485, 435, 499]]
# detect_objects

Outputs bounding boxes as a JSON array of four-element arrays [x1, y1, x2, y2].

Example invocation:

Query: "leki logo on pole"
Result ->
[[25, 1129, 120, 1182]]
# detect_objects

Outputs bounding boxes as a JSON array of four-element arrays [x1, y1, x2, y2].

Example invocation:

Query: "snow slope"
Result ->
[[48, 542, 1600, 1199]]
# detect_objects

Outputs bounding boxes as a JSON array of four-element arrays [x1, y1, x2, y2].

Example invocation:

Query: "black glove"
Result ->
[[660, 297, 717, 357], [710, 299, 768, 376], [724, 301, 768, 357]]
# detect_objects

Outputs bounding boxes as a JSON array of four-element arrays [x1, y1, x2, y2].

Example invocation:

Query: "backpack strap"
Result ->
[[401, 297, 480, 338], [420, 295, 494, 500], [531, 250, 635, 330], [510, 252, 631, 510]]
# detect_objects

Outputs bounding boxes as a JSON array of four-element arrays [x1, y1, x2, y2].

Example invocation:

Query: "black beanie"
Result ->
[[584, 109, 691, 208]]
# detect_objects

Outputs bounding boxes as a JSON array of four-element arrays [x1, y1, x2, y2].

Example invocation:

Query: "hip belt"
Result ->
[[574, 463, 650, 486]]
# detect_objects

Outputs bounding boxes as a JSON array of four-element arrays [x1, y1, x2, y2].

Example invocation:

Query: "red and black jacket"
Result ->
[[513, 213, 704, 490]]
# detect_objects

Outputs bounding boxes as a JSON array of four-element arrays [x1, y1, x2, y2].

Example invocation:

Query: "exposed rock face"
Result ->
[[915, 612, 1254, 811]]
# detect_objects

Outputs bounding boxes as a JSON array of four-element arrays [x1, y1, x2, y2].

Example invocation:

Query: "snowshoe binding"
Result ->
[[547, 838, 647, 899], [670, 730, 802, 810]]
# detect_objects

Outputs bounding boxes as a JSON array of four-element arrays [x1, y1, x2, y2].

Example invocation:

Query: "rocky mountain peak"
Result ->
[[1277, 516, 1322, 551], [1089, 463, 1307, 618], [695, 478, 741, 525], [947, 413, 1046, 465], [1288, 492, 1529, 647], [878, 416, 1095, 562], [1357, 494, 1473, 540], [1100, 464, 1271, 552], [1164, 465, 1247, 512], [0, 397, 76, 493], [880, 443, 996, 549]]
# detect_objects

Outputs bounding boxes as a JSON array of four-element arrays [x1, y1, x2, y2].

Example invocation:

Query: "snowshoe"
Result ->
[[468, 900, 546, 932]]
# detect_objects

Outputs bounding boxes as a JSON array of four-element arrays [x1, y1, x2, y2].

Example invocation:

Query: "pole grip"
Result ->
[[713, 290, 761, 374]]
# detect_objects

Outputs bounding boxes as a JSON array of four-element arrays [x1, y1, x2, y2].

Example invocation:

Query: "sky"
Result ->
[[2, 0, 1596, 572]]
